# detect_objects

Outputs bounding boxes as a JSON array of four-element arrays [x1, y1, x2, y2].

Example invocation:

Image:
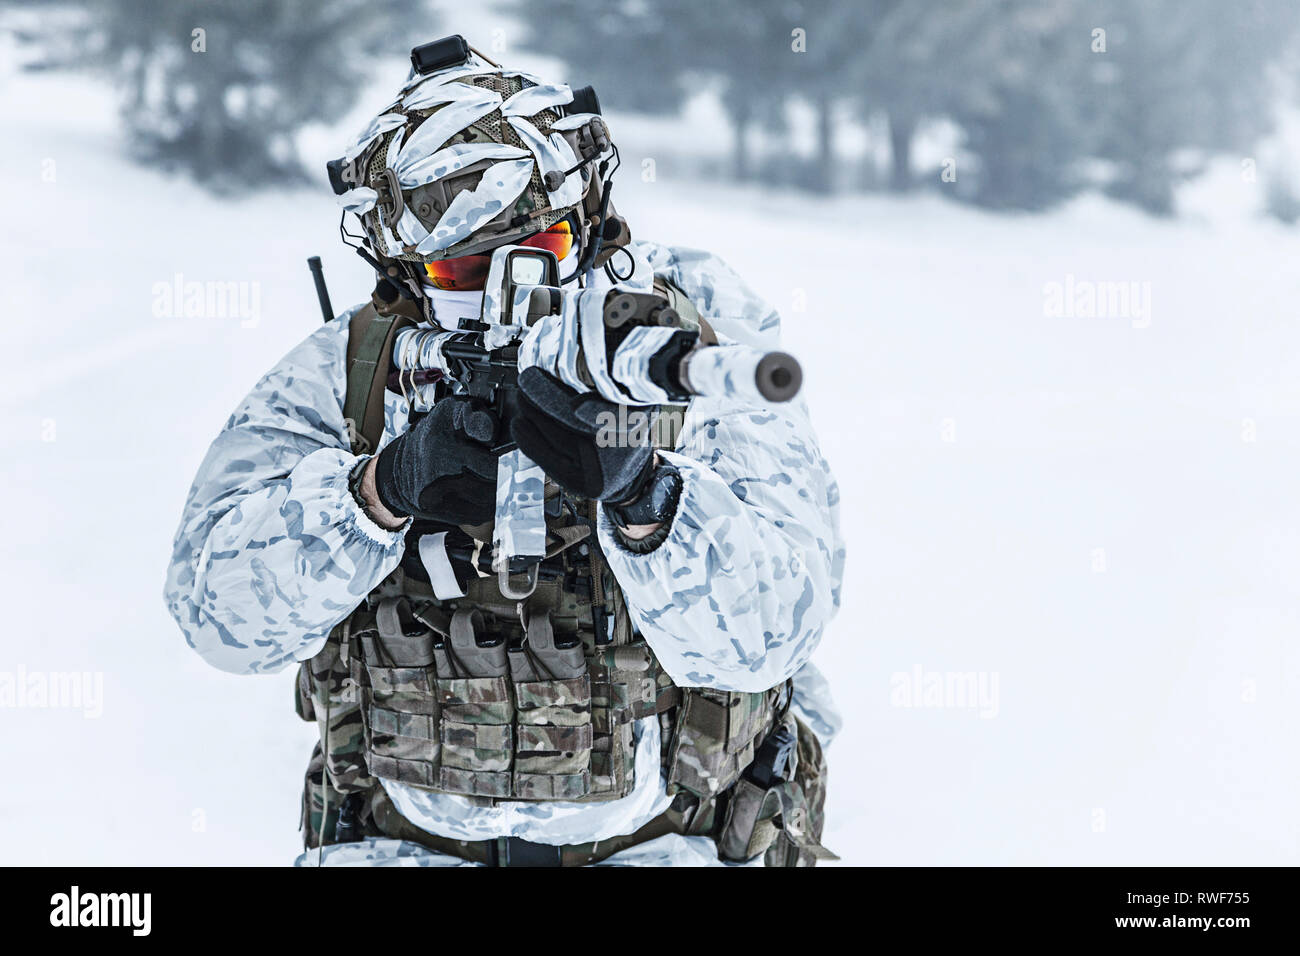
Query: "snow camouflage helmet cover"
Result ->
[[333, 42, 615, 264]]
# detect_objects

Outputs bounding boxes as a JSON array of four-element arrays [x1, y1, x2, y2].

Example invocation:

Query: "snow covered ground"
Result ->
[[2, 54, 1298, 866]]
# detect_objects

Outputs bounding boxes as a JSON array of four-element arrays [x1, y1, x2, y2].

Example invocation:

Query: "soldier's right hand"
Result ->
[[373, 395, 502, 526]]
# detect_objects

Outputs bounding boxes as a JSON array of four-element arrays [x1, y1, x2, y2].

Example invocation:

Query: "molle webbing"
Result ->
[[345, 591, 687, 803], [296, 503, 785, 808], [315, 570, 784, 806]]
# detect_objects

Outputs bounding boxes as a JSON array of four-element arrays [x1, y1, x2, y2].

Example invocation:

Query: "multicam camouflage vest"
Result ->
[[293, 278, 832, 865]]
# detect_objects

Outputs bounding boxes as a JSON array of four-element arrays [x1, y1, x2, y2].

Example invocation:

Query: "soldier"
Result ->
[[164, 38, 845, 866]]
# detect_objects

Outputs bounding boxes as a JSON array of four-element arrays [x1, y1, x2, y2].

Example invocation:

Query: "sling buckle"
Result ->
[[491, 836, 564, 867]]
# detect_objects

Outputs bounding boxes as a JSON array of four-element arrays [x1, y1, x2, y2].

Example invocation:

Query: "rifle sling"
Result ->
[[344, 304, 415, 455]]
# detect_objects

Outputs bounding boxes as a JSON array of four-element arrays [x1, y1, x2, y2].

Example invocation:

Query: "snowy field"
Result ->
[[2, 58, 1298, 866]]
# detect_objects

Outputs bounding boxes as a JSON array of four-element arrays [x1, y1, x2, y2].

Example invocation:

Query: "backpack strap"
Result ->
[[343, 303, 416, 455]]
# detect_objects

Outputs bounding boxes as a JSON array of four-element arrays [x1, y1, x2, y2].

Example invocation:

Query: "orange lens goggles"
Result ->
[[424, 220, 574, 291]]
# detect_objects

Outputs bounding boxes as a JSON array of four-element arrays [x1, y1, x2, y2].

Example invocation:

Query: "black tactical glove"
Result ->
[[374, 395, 502, 526], [511, 367, 655, 505]]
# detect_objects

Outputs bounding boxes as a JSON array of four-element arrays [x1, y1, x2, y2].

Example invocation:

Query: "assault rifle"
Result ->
[[311, 247, 802, 599]]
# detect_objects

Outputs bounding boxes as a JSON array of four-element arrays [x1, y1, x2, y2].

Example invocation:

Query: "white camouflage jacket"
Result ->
[[164, 240, 845, 865]]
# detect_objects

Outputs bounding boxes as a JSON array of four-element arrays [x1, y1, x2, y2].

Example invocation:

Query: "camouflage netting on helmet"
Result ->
[[336, 57, 607, 263]]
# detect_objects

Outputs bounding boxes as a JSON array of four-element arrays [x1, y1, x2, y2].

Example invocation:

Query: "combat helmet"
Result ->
[[328, 35, 630, 307]]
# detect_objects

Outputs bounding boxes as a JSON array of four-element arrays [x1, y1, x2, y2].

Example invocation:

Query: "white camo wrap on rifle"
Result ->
[[493, 450, 547, 563], [679, 343, 772, 404], [609, 325, 679, 404]]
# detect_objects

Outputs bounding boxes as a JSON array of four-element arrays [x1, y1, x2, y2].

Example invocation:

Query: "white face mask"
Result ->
[[421, 230, 585, 330], [422, 286, 483, 331]]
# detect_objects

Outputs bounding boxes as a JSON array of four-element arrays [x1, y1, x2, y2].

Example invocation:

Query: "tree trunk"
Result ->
[[888, 114, 915, 192], [814, 92, 835, 194], [731, 101, 751, 182]]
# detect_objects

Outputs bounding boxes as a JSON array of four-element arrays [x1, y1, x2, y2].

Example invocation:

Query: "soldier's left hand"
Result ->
[[511, 367, 657, 504]]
